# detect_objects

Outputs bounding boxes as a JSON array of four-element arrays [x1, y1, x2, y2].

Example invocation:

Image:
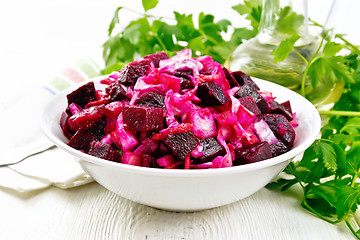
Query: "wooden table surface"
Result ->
[[0, 182, 354, 239], [0, 0, 358, 239]]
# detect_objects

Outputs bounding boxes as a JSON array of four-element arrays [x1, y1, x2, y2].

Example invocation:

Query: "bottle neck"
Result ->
[[257, 0, 312, 46]]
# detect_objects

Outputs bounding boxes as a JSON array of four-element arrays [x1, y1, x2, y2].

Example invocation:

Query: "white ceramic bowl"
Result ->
[[41, 77, 321, 211]]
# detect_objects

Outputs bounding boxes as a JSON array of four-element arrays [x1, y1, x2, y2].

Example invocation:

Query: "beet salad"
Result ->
[[60, 49, 298, 169]]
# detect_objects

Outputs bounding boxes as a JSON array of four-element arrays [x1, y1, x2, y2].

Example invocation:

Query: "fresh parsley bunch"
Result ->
[[232, 2, 360, 236], [102, 0, 259, 74], [268, 20, 360, 240]]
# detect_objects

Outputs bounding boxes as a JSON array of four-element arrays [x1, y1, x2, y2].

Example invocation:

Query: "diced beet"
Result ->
[[196, 81, 230, 107], [269, 101, 293, 121], [157, 154, 178, 168], [163, 131, 200, 159], [235, 80, 269, 113], [141, 154, 157, 168], [135, 91, 165, 108], [232, 71, 259, 89], [154, 142, 171, 157], [200, 69, 214, 75], [174, 69, 195, 90], [222, 67, 239, 88], [104, 117, 117, 133], [60, 111, 75, 139], [174, 69, 193, 79], [238, 96, 262, 116], [67, 81, 97, 108], [65, 106, 72, 116], [232, 71, 247, 86], [88, 141, 121, 162], [105, 81, 128, 102], [152, 123, 193, 140], [137, 131, 153, 142], [133, 139, 159, 155], [67, 129, 97, 153], [270, 141, 289, 157], [196, 137, 226, 163], [281, 101, 292, 114], [87, 117, 107, 140], [234, 141, 272, 165], [68, 104, 105, 130], [122, 105, 164, 131], [103, 101, 124, 118], [261, 114, 296, 148], [118, 59, 152, 86], [144, 51, 169, 68], [180, 78, 195, 90], [85, 98, 110, 108], [121, 151, 142, 166]]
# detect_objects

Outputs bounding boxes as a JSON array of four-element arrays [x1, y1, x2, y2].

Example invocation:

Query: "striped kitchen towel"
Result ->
[[0, 57, 103, 192], [45, 57, 102, 93]]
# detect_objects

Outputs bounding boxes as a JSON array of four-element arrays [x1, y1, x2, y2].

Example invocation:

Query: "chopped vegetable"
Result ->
[[61, 50, 297, 169]]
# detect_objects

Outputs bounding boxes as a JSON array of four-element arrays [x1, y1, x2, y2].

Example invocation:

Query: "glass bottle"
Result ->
[[228, 0, 343, 107]]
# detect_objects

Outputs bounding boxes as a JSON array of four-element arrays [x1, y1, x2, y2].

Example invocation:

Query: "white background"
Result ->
[[0, 0, 358, 85], [0, 1, 358, 239]]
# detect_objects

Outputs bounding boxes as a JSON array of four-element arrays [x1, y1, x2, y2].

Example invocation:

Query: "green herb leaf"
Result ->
[[340, 117, 360, 136], [308, 55, 354, 89], [313, 140, 337, 170], [211, 27, 256, 63], [123, 23, 143, 45], [324, 56, 354, 84], [344, 53, 359, 69], [198, 12, 223, 44], [308, 57, 326, 88], [346, 141, 360, 175], [336, 185, 360, 220], [174, 12, 201, 41], [103, 5, 256, 72], [142, 0, 159, 12], [275, 6, 304, 35], [266, 177, 299, 191], [270, 34, 300, 63], [108, 7, 122, 36], [232, 0, 262, 31], [102, 35, 135, 68], [152, 20, 178, 50], [217, 19, 232, 32], [303, 183, 338, 220], [323, 41, 343, 56]]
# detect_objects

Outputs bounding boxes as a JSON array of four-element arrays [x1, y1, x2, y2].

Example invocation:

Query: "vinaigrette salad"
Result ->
[[60, 50, 297, 169]]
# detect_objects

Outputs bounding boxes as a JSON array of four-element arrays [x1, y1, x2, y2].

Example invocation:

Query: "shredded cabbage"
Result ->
[[63, 49, 298, 169]]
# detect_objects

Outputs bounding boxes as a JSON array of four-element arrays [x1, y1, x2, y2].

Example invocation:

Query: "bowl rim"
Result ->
[[40, 76, 321, 178]]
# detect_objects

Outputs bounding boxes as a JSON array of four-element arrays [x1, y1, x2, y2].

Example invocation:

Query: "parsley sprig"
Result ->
[[268, 20, 360, 239], [102, 0, 259, 74]]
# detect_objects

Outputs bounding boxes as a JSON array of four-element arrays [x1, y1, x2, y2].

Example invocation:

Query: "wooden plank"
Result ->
[[0, 183, 353, 239]]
